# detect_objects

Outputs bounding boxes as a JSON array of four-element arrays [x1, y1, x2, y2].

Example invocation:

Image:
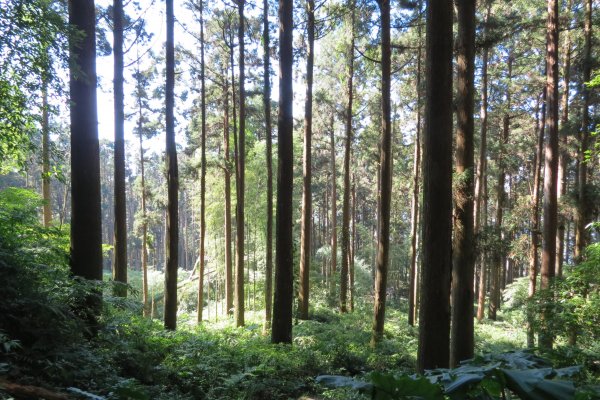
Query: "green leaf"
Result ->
[[502, 369, 575, 400]]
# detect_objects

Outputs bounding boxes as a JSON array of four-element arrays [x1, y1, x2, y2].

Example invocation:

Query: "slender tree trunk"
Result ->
[[340, 0, 355, 314], [575, 0, 592, 261], [42, 79, 51, 227], [539, 0, 559, 349], [475, 2, 491, 323], [528, 89, 546, 347], [139, 124, 150, 317], [299, 0, 315, 320], [164, 0, 179, 331], [417, 0, 453, 372], [371, 0, 392, 346], [112, 0, 127, 297], [235, 0, 246, 327], [68, 0, 103, 321], [271, 0, 294, 344], [329, 116, 337, 298], [489, 52, 512, 321], [263, 0, 274, 332], [556, 0, 571, 277], [408, 0, 423, 327], [197, 0, 207, 324], [223, 66, 233, 317], [350, 174, 356, 312], [450, 0, 475, 367]]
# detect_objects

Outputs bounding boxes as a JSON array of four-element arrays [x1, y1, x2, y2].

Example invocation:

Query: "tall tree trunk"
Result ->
[[271, 0, 294, 344], [138, 115, 150, 317], [42, 79, 51, 227], [417, 0, 453, 372], [527, 88, 546, 347], [164, 0, 179, 331], [450, 0, 475, 367], [68, 0, 103, 321], [539, 0, 559, 349], [299, 0, 315, 320], [223, 65, 233, 317], [371, 0, 391, 346], [556, 0, 572, 277], [112, 0, 127, 297], [475, 1, 491, 323], [263, 0, 274, 332], [489, 53, 512, 321], [408, 0, 423, 327], [329, 115, 337, 298], [340, 0, 355, 314], [575, 0, 592, 261], [197, 0, 207, 324], [235, 0, 246, 327], [350, 174, 356, 312]]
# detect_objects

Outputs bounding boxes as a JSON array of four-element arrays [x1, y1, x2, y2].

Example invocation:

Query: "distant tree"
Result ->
[[164, 0, 179, 331], [417, 0, 453, 371], [271, 0, 294, 345], [68, 0, 103, 318], [197, 0, 207, 324]]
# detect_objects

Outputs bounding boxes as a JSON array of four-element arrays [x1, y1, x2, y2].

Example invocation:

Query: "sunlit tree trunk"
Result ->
[[197, 0, 207, 324], [329, 116, 337, 299], [299, 0, 315, 320], [222, 66, 233, 317], [450, 0, 475, 367]]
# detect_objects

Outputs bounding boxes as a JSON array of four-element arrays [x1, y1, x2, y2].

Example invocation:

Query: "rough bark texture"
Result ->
[[68, 0, 103, 318], [575, 0, 591, 261], [340, 0, 355, 314], [417, 0, 453, 372], [112, 0, 127, 297], [450, 0, 475, 367], [164, 0, 179, 331], [371, 0, 391, 346], [475, 1, 490, 323], [299, 0, 314, 320], [272, 0, 294, 344], [539, 0, 559, 350], [263, 0, 274, 332], [235, 0, 246, 327], [197, 0, 206, 324]]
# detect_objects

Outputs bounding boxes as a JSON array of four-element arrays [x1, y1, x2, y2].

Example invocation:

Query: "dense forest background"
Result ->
[[0, 0, 599, 398]]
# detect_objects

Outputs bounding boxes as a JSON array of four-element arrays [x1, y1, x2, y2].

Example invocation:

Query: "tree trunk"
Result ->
[[527, 89, 546, 347], [450, 0, 475, 367], [271, 0, 294, 344], [235, 0, 246, 327], [164, 0, 179, 331], [329, 115, 337, 298], [539, 0, 559, 349], [68, 0, 103, 322], [371, 0, 391, 346], [408, 0, 423, 327], [197, 0, 207, 324], [299, 0, 315, 320], [340, 0, 355, 314], [475, 2, 491, 324], [223, 65, 233, 317], [417, 0, 453, 372], [575, 0, 591, 261], [112, 0, 127, 297], [139, 122, 149, 317], [263, 0, 274, 332], [350, 174, 356, 312], [42, 80, 51, 227]]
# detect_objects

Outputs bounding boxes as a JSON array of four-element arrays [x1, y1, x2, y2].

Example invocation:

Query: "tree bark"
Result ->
[[329, 115, 337, 298], [164, 0, 179, 331], [197, 0, 207, 324], [417, 0, 453, 371], [112, 0, 127, 297], [350, 174, 356, 312], [68, 0, 103, 321], [271, 0, 294, 344], [299, 0, 315, 320], [223, 64, 233, 317], [450, 0, 475, 367], [539, 0, 559, 349], [235, 0, 246, 327], [42, 79, 51, 227], [263, 0, 274, 332], [371, 0, 391, 346], [340, 0, 355, 314]]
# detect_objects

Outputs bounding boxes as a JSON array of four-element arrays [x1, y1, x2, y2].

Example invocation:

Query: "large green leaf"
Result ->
[[502, 369, 575, 400]]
